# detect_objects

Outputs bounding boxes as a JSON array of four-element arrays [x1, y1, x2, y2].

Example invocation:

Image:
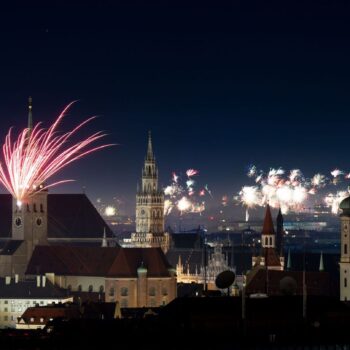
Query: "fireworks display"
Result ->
[[0, 103, 112, 206], [164, 169, 210, 215], [235, 165, 350, 220]]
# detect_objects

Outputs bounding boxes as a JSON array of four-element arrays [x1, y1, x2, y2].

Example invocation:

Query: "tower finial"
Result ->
[[28, 96, 33, 136], [147, 131, 154, 160]]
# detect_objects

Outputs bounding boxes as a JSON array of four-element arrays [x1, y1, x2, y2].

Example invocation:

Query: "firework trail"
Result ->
[[164, 168, 209, 215], [236, 165, 350, 218], [0, 103, 113, 206]]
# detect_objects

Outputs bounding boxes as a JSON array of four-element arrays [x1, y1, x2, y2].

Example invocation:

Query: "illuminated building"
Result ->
[[131, 132, 170, 252]]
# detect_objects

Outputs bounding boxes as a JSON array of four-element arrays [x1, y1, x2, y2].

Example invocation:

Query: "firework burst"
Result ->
[[0, 103, 112, 205]]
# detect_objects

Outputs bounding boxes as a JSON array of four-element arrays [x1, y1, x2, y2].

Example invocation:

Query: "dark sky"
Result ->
[[0, 1, 349, 213]]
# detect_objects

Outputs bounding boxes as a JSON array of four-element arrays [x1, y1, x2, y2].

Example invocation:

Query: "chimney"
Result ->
[[42, 275, 46, 287], [5, 276, 11, 285], [36, 275, 41, 288], [15, 274, 19, 284]]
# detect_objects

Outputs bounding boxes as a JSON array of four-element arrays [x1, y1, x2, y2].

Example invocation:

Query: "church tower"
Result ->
[[11, 98, 48, 271], [131, 132, 169, 252], [339, 197, 350, 301], [252, 204, 284, 271]]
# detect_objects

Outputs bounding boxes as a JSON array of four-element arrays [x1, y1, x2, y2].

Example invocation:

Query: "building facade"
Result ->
[[26, 245, 177, 308], [0, 276, 72, 329], [339, 197, 350, 301], [131, 132, 170, 252]]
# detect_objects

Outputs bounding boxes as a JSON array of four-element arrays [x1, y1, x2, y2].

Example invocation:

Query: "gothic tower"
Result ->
[[11, 98, 48, 267], [252, 204, 284, 271], [131, 132, 169, 252], [339, 196, 350, 301]]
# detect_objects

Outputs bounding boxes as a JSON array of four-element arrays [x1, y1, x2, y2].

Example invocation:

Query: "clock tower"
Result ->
[[131, 132, 169, 252]]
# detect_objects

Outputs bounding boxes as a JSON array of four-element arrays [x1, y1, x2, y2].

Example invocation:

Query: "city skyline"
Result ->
[[0, 2, 350, 214]]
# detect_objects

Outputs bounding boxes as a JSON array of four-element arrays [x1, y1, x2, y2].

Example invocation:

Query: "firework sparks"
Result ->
[[236, 165, 350, 218], [104, 205, 117, 217], [0, 103, 112, 204], [164, 168, 210, 215]]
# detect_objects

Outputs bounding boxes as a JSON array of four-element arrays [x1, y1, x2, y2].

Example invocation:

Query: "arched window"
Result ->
[[99, 285, 104, 293], [33, 203, 37, 212], [88, 285, 93, 292], [345, 278, 348, 288], [269, 237, 273, 246], [265, 237, 268, 246], [40, 204, 44, 213], [78, 285, 82, 292], [149, 287, 156, 296], [109, 287, 115, 296], [67, 284, 72, 292], [120, 287, 128, 296], [345, 244, 348, 255]]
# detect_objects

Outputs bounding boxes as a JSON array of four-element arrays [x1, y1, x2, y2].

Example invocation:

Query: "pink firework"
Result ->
[[186, 169, 199, 177], [0, 103, 112, 205]]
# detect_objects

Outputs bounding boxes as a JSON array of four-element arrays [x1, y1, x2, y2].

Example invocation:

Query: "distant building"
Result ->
[[131, 132, 170, 252], [25, 245, 177, 308], [339, 196, 350, 301], [175, 243, 235, 290], [0, 276, 72, 329]]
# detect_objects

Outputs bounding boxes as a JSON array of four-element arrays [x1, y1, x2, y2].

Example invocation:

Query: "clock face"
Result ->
[[15, 217, 22, 227]]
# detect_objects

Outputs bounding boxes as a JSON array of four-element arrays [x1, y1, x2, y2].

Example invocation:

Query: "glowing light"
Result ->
[[177, 196, 191, 212], [104, 206, 117, 217], [0, 103, 112, 203]]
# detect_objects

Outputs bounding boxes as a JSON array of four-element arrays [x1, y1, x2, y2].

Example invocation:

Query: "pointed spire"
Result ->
[[319, 251, 324, 272], [102, 227, 108, 247], [262, 204, 275, 235], [287, 248, 291, 270], [146, 131, 154, 160], [28, 96, 33, 135]]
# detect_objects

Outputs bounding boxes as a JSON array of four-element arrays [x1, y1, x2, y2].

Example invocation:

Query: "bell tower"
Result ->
[[11, 98, 48, 264]]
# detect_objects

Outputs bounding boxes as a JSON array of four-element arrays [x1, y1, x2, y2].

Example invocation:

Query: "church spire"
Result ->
[[102, 227, 108, 247], [147, 131, 154, 160], [28, 96, 33, 138], [319, 251, 324, 272]]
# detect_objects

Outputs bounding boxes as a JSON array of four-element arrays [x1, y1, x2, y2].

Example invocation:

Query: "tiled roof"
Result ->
[[0, 193, 113, 239], [19, 305, 80, 324], [263, 248, 281, 267], [26, 246, 173, 278]]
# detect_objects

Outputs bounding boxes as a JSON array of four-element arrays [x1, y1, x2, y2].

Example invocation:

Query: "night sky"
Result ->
[[0, 1, 350, 214]]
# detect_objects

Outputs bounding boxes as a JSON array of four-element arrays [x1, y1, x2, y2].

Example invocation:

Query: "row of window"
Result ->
[[108, 287, 168, 297], [67, 285, 104, 293]]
